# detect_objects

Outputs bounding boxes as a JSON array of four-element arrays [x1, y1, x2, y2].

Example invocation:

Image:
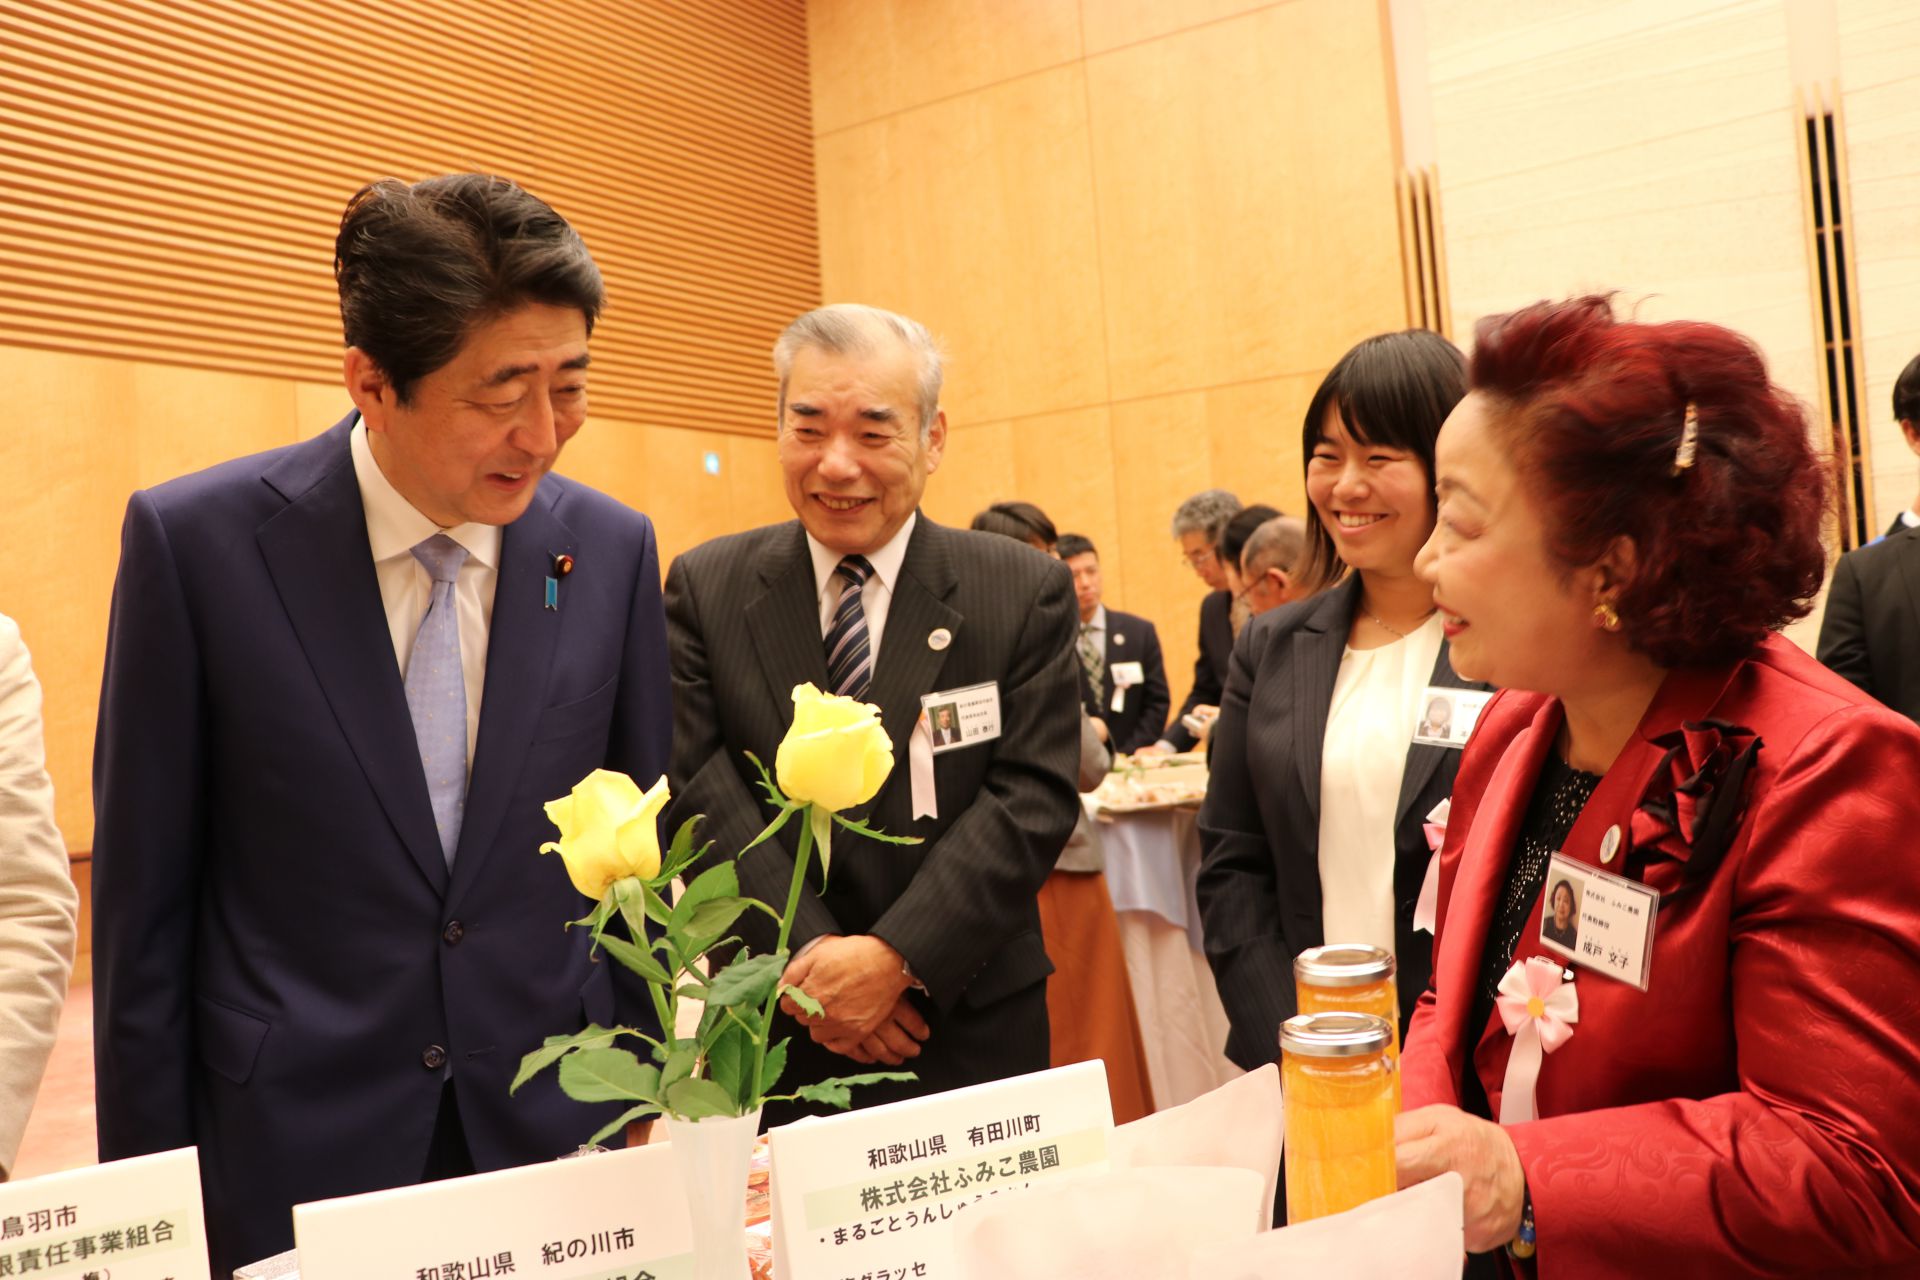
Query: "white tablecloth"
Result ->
[[1089, 805, 1241, 1109]]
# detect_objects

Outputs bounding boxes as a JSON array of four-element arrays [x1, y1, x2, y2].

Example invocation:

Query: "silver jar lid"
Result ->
[[1294, 944, 1396, 988], [1279, 1012, 1394, 1058]]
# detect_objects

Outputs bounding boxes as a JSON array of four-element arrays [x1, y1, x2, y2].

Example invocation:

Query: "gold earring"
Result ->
[[1594, 599, 1621, 631]]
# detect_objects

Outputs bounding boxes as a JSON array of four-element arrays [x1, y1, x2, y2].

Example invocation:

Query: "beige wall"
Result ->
[[808, 0, 1412, 708], [1840, 0, 1920, 531]]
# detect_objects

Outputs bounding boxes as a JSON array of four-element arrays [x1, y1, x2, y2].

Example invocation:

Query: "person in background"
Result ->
[[1239, 515, 1309, 618], [1059, 533, 1171, 755], [972, 504, 1155, 1125], [0, 613, 78, 1178], [91, 174, 672, 1275], [1217, 504, 1282, 630], [1197, 328, 1483, 1083], [1152, 489, 1241, 754], [1397, 295, 1920, 1274], [1817, 356, 1920, 722], [664, 305, 1080, 1122]]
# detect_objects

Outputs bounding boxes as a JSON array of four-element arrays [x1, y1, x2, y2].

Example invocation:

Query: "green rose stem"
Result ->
[[749, 802, 824, 1108]]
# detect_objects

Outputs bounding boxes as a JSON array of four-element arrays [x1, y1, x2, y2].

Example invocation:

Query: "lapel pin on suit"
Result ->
[[928, 627, 951, 651], [1114, 632, 1126, 646], [546, 552, 574, 612]]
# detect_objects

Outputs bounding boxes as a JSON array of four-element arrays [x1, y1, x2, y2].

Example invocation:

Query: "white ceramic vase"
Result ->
[[665, 1106, 763, 1280]]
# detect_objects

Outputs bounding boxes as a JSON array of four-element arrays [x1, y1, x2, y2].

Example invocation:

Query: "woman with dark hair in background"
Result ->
[[969, 502, 1155, 1124], [1197, 329, 1486, 1087], [1397, 296, 1920, 1274]]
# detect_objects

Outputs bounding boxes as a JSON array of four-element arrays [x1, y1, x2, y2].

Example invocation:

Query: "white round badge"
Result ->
[[928, 628, 952, 651]]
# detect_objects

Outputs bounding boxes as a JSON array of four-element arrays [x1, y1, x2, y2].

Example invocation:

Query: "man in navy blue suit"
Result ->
[[91, 174, 671, 1276], [1057, 533, 1170, 754]]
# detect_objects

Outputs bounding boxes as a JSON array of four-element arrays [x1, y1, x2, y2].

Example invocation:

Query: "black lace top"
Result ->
[[1461, 753, 1600, 1122]]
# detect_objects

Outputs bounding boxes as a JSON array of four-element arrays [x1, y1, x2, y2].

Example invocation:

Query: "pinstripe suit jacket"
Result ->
[[1195, 576, 1486, 1071], [663, 517, 1081, 1111]]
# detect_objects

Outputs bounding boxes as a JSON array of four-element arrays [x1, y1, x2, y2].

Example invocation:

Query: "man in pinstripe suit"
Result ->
[[664, 305, 1081, 1121]]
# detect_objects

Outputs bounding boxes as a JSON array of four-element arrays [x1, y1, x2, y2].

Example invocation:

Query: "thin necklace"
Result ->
[[1362, 606, 1435, 639]]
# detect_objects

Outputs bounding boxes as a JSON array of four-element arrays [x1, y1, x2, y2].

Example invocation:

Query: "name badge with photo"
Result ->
[[1109, 660, 1145, 714], [1538, 852, 1659, 989], [1412, 686, 1493, 749], [921, 681, 1002, 755]]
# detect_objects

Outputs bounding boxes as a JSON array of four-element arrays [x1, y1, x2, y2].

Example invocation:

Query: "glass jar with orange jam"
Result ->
[[1294, 943, 1400, 1109], [1280, 1011, 1398, 1223]]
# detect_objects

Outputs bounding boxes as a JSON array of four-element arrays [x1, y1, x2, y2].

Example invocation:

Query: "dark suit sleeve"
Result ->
[[1194, 626, 1294, 1070], [663, 553, 843, 950], [1122, 621, 1171, 754], [92, 492, 206, 1158], [870, 561, 1080, 1011], [1165, 598, 1225, 751], [604, 516, 675, 1035], [1817, 552, 1875, 699]]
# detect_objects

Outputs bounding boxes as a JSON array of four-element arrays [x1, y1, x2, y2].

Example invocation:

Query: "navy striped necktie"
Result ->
[[825, 555, 875, 701]]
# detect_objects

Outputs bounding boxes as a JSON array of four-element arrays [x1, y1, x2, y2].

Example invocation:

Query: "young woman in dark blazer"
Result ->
[[1197, 328, 1487, 1072]]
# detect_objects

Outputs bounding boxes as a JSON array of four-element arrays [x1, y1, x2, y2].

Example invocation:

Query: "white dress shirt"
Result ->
[[808, 513, 917, 659], [1901, 509, 1919, 531], [1316, 613, 1445, 955], [350, 421, 501, 766]]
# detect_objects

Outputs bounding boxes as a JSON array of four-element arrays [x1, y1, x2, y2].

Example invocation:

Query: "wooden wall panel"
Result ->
[[1839, 0, 1920, 532], [812, 0, 1410, 716], [1422, 0, 1821, 417], [814, 64, 1111, 429], [0, 0, 818, 439], [1086, 0, 1409, 403], [808, 0, 1083, 135]]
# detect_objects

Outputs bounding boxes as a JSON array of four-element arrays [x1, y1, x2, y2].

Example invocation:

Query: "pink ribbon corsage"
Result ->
[[1494, 956, 1578, 1125], [1412, 798, 1449, 934]]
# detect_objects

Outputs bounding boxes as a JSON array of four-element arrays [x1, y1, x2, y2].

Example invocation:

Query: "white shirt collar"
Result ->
[[1085, 604, 1107, 633], [807, 511, 917, 601], [1902, 509, 1920, 530], [350, 419, 502, 569]]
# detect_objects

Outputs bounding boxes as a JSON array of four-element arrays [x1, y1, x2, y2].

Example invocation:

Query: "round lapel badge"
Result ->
[[927, 627, 952, 651], [1599, 823, 1622, 865], [1114, 632, 1126, 645]]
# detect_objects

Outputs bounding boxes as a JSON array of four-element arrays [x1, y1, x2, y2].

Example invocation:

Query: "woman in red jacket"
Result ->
[[1396, 296, 1920, 1276]]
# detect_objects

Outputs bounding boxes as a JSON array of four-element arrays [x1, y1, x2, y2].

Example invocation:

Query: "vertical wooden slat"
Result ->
[[1830, 82, 1877, 540]]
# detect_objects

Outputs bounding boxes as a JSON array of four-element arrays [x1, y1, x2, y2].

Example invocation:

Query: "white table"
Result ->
[[1090, 804, 1241, 1109]]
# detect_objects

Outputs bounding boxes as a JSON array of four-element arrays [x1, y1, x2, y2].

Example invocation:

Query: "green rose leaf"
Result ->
[[587, 1101, 664, 1148], [779, 982, 824, 1019], [511, 1024, 639, 1095], [791, 1071, 915, 1110], [556, 1048, 662, 1104], [665, 1076, 739, 1120], [659, 1043, 699, 1092], [705, 952, 786, 1010], [760, 1037, 790, 1096], [682, 898, 753, 951], [594, 931, 673, 985], [703, 1019, 751, 1104], [669, 862, 739, 934]]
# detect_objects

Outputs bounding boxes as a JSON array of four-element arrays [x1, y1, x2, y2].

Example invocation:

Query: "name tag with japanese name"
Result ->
[[1108, 661, 1145, 714], [769, 1060, 1115, 1280], [294, 1143, 692, 1280], [1539, 852, 1660, 990], [0, 1147, 209, 1279], [1412, 686, 1493, 749], [922, 681, 1001, 755]]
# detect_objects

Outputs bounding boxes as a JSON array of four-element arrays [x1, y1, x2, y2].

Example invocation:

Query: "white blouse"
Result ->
[[1317, 613, 1445, 956]]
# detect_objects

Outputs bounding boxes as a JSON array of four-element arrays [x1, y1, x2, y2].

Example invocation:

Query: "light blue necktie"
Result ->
[[407, 534, 469, 867]]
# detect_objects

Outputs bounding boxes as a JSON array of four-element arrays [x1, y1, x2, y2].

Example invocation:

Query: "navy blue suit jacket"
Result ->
[[1092, 608, 1171, 754], [91, 416, 671, 1275]]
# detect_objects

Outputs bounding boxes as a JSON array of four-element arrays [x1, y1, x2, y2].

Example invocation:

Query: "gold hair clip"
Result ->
[[1672, 402, 1699, 475]]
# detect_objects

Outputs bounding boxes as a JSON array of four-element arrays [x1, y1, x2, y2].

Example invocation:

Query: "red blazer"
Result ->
[[1402, 636, 1920, 1276]]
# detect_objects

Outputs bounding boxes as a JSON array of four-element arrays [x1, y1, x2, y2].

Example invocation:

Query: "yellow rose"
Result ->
[[540, 770, 670, 899], [774, 683, 893, 813]]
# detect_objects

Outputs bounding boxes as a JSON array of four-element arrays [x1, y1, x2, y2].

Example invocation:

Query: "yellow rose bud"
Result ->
[[774, 683, 893, 814], [540, 770, 671, 899]]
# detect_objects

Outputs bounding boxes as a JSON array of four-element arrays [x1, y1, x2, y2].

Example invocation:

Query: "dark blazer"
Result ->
[[1404, 637, 1920, 1275], [1164, 589, 1234, 750], [1818, 526, 1920, 723], [663, 517, 1081, 1119], [1195, 577, 1486, 1071], [1092, 608, 1171, 754], [91, 415, 671, 1277]]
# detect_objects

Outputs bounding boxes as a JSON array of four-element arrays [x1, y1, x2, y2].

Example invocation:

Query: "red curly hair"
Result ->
[[1469, 296, 1829, 667]]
